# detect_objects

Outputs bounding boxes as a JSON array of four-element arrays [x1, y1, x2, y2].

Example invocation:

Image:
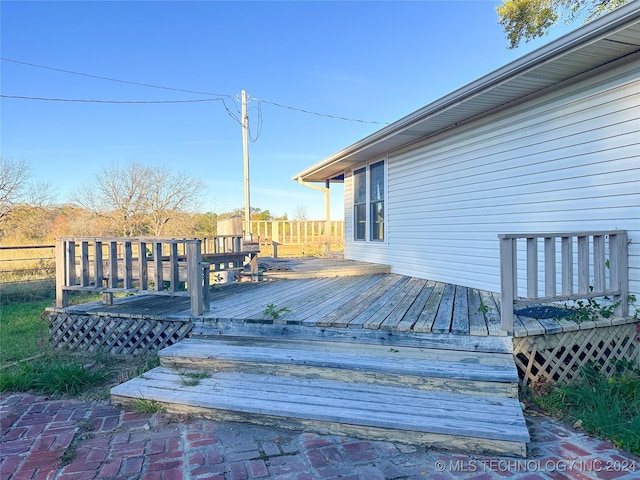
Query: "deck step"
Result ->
[[159, 337, 519, 398], [110, 367, 528, 457]]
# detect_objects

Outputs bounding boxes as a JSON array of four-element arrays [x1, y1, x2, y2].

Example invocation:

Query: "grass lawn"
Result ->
[[0, 298, 52, 365], [0, 292, 158, 400]]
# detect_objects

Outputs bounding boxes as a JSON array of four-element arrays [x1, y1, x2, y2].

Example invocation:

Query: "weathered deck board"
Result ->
[[432, 283, 456, 334], [298, 275, 388, 326], [451, 285, 470, 335], [394, 280, 436, 332], [412, 282, 445, 333], [159, 337, 519, 398], [316, 274, 403, 328], [379, 277, 428, 331], [244, 276, 347, 322], [214, 277, 334, 319], [468, 288, 489, 336], [482, 292, 509, 337], [345, 275, 412, 328], [111, 367, 528, 456], [363, 277, 426, 330]]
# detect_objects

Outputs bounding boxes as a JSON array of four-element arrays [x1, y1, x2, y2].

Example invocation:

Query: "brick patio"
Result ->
[[2, 392, 638, 480]]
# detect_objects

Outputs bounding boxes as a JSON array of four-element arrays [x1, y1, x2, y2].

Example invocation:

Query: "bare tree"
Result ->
[[0, 157, 30, 224], [146, 165, 204, 236], [74, 161, 204, 237], [293, 205, 309, 221], [26, 181, 56, 208]]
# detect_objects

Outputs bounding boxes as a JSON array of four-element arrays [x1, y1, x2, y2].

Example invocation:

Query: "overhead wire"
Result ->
[[221, 97, 243, 126], [0, 94, 225, 104], [0, 57, 234, 99], [0, 57, 390, 125], [251, 97, 390, 125], [248, 99, 263, 143]]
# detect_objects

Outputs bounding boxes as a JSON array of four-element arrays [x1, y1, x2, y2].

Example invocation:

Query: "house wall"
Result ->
[[344, 54, 640, 301]]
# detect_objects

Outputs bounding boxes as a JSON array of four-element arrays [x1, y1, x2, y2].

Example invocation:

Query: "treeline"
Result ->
[[1, 203, 283, 246], [1, 158, 291, 245]]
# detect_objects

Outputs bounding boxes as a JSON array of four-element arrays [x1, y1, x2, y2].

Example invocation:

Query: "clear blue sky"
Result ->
[[1, 1, 576, 220]]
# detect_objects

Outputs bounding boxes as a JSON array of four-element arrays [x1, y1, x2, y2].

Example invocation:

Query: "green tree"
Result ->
[[193, 212, 219, 236], [497, 0, 628, 49], [228, 207, 273, 221]]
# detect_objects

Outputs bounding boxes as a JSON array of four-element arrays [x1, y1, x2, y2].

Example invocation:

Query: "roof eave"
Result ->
[[293, 1, 640, 183]]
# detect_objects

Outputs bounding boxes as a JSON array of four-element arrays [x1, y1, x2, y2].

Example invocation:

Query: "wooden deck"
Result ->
[[49, 256, 637, 456], [57, 256, 635, 350], [65, 275, 514, 354]]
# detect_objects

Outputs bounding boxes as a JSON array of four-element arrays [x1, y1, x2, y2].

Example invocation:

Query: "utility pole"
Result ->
[[241, 90, 251, 238]]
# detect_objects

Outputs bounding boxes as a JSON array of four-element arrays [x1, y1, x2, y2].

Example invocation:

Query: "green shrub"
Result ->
[[529, 362, 640, 455]]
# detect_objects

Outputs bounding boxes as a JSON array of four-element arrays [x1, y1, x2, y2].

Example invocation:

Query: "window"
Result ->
[[353, 160, 385, 242], [354, 168, 366, 241], [370, 161, 384, 241]]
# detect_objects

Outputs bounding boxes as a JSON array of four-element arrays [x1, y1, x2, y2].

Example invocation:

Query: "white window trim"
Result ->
[[352, 158, 387, 243]]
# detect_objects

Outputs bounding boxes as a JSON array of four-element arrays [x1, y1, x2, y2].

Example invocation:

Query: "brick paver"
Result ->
[[1, 392, 638, 479]]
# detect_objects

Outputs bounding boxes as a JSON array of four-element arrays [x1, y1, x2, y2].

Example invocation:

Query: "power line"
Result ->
[[0, 94, 224, 104], [252, 97, 390, 125], [0, 57, 234, 99], [1, 57, 390, 125], [248, 100, 263, 143]]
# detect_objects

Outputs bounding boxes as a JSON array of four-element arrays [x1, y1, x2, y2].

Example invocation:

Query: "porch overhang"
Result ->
[[292, 2, 640, 184]]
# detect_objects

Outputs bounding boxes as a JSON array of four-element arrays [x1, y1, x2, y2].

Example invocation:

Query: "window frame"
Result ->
[[352, 158, 387, 243]]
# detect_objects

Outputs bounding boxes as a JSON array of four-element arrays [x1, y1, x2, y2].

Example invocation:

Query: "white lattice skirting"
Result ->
[[48, 313, 193, 355], [514, 321, 639, 386]]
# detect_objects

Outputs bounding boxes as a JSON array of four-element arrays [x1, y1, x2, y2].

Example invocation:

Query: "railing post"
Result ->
[[153, 242, 163, 291], [561, 236, 573, 296], [124, 241, 133, 289], [610, 232, 629, 317], [577, 235, 589, 295], [139, 241, 148, 290], [55, 239, 68, 308], [202, 262, 211, 312], [499, 236, 516, 334], [187, 241, 203, 316], [108, 241, 118, 289], [593, 235, 606, 293], [94, 240, 104, 288], [169, 242, 179, 292], [80, 241, 90, 287], [544, 237, 556, 297], [526, 237, 538, 299], [66, 240, 76, 287]]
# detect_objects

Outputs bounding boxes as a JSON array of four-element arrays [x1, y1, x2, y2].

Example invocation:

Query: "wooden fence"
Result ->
[[499, 231, 629, 334], [246, 220, 344, 247], [0, 244, 55, 282], [55, 236, 255, 316]]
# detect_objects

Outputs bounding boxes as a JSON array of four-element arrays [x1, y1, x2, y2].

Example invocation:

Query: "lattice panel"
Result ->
[[514, 322, 639, 386], [48, 313, 192, 355]]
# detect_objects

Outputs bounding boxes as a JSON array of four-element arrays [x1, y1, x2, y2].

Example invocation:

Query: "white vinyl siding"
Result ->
[[345, 55, 640, 299]]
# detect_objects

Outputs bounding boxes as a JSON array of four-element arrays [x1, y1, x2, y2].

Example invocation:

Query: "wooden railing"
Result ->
[[55, 238, 212, 315], [499, 231, 629, 334], [246, 220, 344, 246]]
